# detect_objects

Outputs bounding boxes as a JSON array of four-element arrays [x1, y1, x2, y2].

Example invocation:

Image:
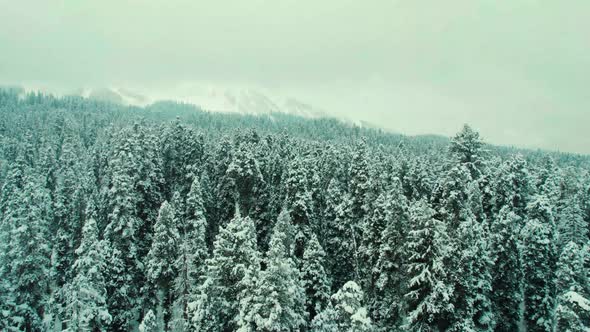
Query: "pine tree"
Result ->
[[170, 179, 208, 332], [403, 199, 454, 331], [324, 177, 359, 290], [2, 176, 52, 331], [491, 155, 531, 218], [239, 211, 307, 331], [312, 281, 374, 332], [521, 195, 557, 332], [449, 124, 486, 180], [554, 242, 590, 331], [227, 142, 265, 217], [301, 233, 332, 321], [145, 200, 180, 330], [310, 303, 340, 332], [556, 195, 588, 249], [490, 207, 524, 332], [190, 215, 261, 331], [370, 180, 410, 328], [139, 309, 158, 332], [62, 218, 112, 331], [103, 129, 145, 330], [52, 133, 86, 290], [448, 183, 495, 331], [284, 156, 315, 260]]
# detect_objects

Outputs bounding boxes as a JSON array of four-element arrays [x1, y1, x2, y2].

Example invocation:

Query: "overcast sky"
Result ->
[[1, 0, 589, 153]]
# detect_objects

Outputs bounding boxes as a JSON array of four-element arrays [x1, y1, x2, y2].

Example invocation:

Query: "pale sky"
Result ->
[[1, 0, 589, 153]]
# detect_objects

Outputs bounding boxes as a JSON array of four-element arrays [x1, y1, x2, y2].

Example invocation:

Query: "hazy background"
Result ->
[[1, 0, 589, 154]]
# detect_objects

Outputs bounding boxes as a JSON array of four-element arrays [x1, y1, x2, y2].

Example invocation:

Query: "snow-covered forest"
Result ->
[[0, 88, 589, 331]]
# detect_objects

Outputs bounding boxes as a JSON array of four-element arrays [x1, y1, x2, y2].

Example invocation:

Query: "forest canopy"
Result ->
[[0, 89, 589, 331]]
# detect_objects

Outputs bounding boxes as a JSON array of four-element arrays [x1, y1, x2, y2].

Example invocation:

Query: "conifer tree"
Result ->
[[170, 179, 208, 331], [370, 180, 410, 328], [190, 215, 261, 331], [554, 242, 590, 332], [2, 177, 52, 331], [312, 281, 374, 332], [403, 199, 453, 331], [139, 309, 158, 332], [239, 211, 307, 331], [62, 217, 112, 331], [521, 195, 557, 332], [490, 207, 524, 331], [449, 124, 486, 180], [145, 201, 180, 330], [301, 233, 332, 321]]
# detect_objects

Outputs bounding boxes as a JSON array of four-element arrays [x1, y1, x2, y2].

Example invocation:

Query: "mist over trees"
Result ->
[[0, 89, 589, 331]]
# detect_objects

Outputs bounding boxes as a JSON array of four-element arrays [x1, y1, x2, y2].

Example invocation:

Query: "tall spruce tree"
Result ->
[[239, 211, 307, 331], [403, 199, 454, 331], [62, 217, 112, 331], [145, 201, 180, 330], [521, 195, 557, 332], [190, 214, 261, 331]]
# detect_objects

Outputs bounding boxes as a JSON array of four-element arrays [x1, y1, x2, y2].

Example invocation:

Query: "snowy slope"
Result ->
[[70, 85, 328, 119]]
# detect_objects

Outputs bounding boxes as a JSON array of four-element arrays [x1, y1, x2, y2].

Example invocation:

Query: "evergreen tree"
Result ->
[[521, 195, 557, 332], [62, 217, 112, 331], [139, 309, 158, 332], [239, 211, 307, 331], [170, 179, 208, 332], [301, 234, 332, 321], [313, 281, 374, 332], [556, 195, 588, 249], [284, 156, 315, 260], [554, 242, 590, 331], [490, 207, 524, 332], [403, 199, 454, 331], [448, 183, 495, 331], [370, 180, 410, 328], [145, 201, 180, 330], [2, 177, 52, 331], [449, 124, 486, 180], [190, 215, 261, 331], [309, 303, 340, 332]]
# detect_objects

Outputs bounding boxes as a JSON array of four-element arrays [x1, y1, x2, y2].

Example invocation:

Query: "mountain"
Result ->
[[70, 85, 328, 119]]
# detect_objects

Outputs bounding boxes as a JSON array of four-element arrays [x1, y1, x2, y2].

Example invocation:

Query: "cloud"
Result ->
[[0, 0, 588, 153]]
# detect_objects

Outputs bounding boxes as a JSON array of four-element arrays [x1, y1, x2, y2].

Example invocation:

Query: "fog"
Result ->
[[1, 0, 589, 153]]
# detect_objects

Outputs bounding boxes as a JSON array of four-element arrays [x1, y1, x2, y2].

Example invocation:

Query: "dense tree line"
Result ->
[[0, 88, 589, 331]]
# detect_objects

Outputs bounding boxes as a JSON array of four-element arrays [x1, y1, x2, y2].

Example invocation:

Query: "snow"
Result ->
[[564, 291, 590, 311]]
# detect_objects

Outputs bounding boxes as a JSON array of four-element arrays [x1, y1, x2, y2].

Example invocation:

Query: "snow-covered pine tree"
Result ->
[[492, 155, 532, 219], [370, 180, 410, 329], [145, 200, 180, 330], [238, 209, 306, 331], [169, 179, 208, 332], [521, 195, 558, 332], [190, 214, 261, 331], [403, 199, 454, 331], [490, 207, 524, 331], [139, 309, 158, 332], [2, 176, 52, 331], [62, 217, 112, 331], [227, 141, 265, 218], [301, 233, 332, 322], [52, 133, 86, 290], [554, 241, 590, 331], [312, 281, 374, 332], [309, 303, 340, 332], [284, 156, 315, 260], [449, 124, 486, 181], [103, 128, 146, 330], [448, 182, 495, 331], [324, 177, 359, 290], [556, 195, 588, 249]]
